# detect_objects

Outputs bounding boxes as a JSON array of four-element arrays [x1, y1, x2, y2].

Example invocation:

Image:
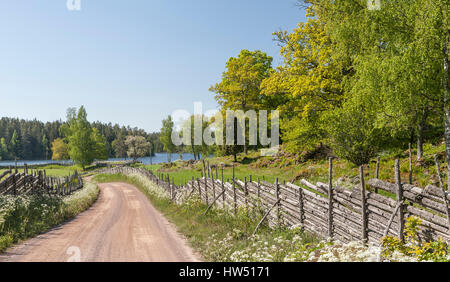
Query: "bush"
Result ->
[[381, 216, 450, 262], [326, 105, 384, 166], [0, 182, 99, 253]]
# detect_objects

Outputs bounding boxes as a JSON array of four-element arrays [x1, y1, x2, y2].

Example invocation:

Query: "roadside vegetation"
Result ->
[[93, 172, 449, 262], [0, 180, 100, 253]]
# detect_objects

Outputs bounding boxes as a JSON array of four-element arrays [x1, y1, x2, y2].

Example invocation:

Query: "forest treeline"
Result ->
[[0, 116, 163, 161], [158, 0, 448, 167]]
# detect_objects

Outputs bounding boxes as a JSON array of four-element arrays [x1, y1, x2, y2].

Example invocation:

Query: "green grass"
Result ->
[[135, 142, 447, 191], [0, 164, 102, 180], [93, 173, 320, 262]]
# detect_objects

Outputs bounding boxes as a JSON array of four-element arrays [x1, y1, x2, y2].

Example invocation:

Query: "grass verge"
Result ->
[[0, 180, 100, 253], [93, 173, 324, 262], [93, 173, 442, 262]]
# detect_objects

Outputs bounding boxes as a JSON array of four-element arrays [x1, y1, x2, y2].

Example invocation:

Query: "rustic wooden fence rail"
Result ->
[[0, 165, 83, 196], [99, 161, 450, 244]]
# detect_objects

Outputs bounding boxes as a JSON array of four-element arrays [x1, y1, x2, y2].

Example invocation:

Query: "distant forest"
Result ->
[[0, 117, 163, 161]]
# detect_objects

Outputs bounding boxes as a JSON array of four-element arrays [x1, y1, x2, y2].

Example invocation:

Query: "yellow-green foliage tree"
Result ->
[[261, 7, 344, 154], [51, 138, 69, 160], [210, 49, 273, 155]]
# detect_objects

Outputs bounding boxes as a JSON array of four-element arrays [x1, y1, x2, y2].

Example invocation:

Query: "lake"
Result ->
[[0, 153, 198, 167]]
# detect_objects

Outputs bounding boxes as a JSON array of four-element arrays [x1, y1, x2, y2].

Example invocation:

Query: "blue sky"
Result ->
[[0, 0, 305, 132]]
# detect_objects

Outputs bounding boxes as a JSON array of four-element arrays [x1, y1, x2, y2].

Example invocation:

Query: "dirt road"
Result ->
[[0, 182, 201, 262]]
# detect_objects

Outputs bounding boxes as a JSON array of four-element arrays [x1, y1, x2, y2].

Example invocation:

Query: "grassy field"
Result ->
[[135, 142, 447, 190], [0, 164, 102, 179]]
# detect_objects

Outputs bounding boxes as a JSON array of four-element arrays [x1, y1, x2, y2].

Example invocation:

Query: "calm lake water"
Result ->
[[0, 153, 198, 167]]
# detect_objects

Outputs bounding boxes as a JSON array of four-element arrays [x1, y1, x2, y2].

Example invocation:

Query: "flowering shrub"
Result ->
[[202, 225, 321, 262], [0, 181, 99, 253], [381, 216, 450, 262], [129, 173, 171, 200]]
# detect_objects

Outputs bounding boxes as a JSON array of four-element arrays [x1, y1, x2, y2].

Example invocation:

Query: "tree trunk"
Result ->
[[417, 123, 423, 160], [444, 42, 450, 190], [191, 144, 196, 160], [417, 108, 428, 160]]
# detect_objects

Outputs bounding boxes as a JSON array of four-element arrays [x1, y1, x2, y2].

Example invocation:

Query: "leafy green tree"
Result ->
[[9, 130, 20, 159], [302, 0, 447, 163], [180, 115, 212, 160], [261, 8, 345, 154], [41, 134, 49, 160], [160, 115, 176, 162], [112, 133, 127, 158], [0, 138, 7, 160], [210, 49, 273, 155], [61, 106, 107, 170], [125, 135, 151, 161], [326, 99, 388, 165]]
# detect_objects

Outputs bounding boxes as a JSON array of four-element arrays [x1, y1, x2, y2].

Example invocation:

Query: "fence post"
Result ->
[[212, 172, 216, 204], [244, 177, 248, 212], [221, 165, 225, 209], [409, 143, 413, 185], [298, 187, 304, 227], [328, 157, 334, 238], [275, 178, 280, 226], [202, 160, 206, 179], [434, 155, 450, 232], [375, 156, 380, 193], [12, 172, 16, 196], [197, 179, 202, 202], [360, 165, 368, 243], [395, 159, 405, 241], [169, 177, 175, 201], [204, 175, 209, 205], [257, 178, 261, 201], [233, 164, 237, 216]]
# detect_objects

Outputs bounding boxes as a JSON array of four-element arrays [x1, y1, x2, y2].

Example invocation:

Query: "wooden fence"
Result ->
[[99, 161, 450, 244], [0, 165, 83, 196]]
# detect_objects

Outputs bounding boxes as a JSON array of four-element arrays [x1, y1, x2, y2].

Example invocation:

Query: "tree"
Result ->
[[61, 106, 108, 170], [180, 115, 211, 160], [9, 130, 20, 159], [160, 115, 176, 162], [261, 7, 345, 154], [210, 49, 273, 155], [51, 138, 69, 160], [0, 138, 7, 160], [125, 135, 151, 161], [112, 133, 127, 158], [148, 139, 154, 164], [41, 134, 49, 160], [300, 0, 446, 164]]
